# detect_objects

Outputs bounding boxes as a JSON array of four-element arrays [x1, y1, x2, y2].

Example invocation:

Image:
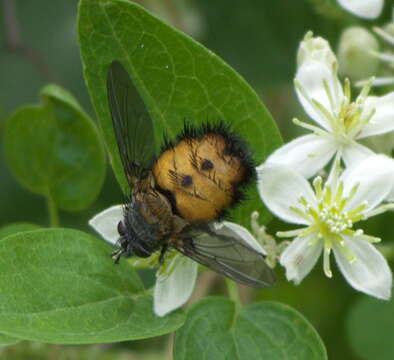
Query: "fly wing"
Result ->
[[174, 224, 275, 288], [107, 61, 156, 186]]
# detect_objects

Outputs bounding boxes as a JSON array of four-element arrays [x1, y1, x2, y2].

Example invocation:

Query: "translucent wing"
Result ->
[[107, 61, 156, 186], [175, 224, 275, 287]]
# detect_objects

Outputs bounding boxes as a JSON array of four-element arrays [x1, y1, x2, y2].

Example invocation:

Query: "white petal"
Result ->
[[88, 205, 123, 245], [341, 143, 375, 168], [258, 164, 316, 225], [341, 155, 394, 212], [333, 236, 392, 299], [213, 221, 266, 255], [358, 93, 394, 138], [296, 60, 344, 131], [337, 0, 384, 19], [264, 134, 336, 178], [154, 255, 198, 317], [280, 234, 323, 284]]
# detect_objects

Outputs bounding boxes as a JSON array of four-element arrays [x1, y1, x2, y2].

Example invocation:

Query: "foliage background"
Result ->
[[0, 0, 393, 359]]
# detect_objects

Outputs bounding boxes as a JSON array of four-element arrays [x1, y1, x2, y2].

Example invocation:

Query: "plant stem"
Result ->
[[46, 195, 60, 228], [225, 278, 241, 312]]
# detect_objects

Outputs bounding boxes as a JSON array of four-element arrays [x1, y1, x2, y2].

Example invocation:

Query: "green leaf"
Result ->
[[78, 0, 282, 226], [0, 223, 41, 240], [0, 229, 185, 344], [174, 297, 327, 360], [347, 296, 394, 360], [3, 84, 106, 212], [0, 224, 40, 346], [0, 333, 20, 346]]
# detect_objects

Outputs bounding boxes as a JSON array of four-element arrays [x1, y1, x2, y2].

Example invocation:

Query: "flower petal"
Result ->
[[357, 93, 394, 138], [154, 255, 198, 317], [341, 142, 375, 168], [213, 221, 266, 255], [296, 60, 344, 131], [341, 155, 394, 212], [337, 0, 384, 19], [280, 233, 323, 284], [258, 164, 316, 225], [88, 205, 123, 245], [333, 236, 392, 299], [264, 134, 336, 178]]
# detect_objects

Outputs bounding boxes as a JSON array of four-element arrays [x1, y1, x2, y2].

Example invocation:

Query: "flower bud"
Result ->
[[337, 27, 380, 81], [297, 31, 337, 68]]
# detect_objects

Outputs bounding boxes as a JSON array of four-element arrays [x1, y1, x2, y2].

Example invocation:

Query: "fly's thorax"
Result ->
[[153, 125, 255, 223]]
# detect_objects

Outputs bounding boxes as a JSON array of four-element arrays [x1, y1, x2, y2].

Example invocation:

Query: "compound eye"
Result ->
[[117, 221, 126, 236], [201, 159, 214, 171]]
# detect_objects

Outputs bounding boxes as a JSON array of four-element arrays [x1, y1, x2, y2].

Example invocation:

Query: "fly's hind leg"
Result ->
[[111, 249, 123, 264], [159, 244, 169, 265]]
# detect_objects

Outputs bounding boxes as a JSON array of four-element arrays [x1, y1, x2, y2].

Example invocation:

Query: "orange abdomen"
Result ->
[[153, 126, 255, 223]]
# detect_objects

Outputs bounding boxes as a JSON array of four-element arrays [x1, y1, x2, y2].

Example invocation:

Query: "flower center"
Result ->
[[293, 74, 376, 146], [286, 176, 368, 277], [329, 78, 375, 143], [297, 177, 366, 239], [318, 203, 352, 235]]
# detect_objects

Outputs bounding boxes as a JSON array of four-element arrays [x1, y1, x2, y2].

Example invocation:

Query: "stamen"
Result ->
[[344, 78, 351, 101], [277, 229, 304, 238], [357, 78, 373, 102], [335, 182, 344, 204], [289, 206, 312, 222], [347, 202, 367, 217], [324, 185, 332, 205], [373, 26, 394, 46], [370, 51, 394, 63], [323, 78, 336, 111], [311, 99, 336, 128], [313, 176, 323, 200], [292, 118, 329, 137], [347, 183, 360, 203], [358, 234, 381, 243], [323, 245, 332, 278], [364, 203, 394, 219], [331, 62, 340, 107]]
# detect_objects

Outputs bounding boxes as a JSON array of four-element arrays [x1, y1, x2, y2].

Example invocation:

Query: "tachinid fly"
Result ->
[[106, 60, 275, 288]]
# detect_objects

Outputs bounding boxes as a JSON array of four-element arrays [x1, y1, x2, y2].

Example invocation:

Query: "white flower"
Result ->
[[258, 155, 394, 299], [89, 205, 264, 316], [337, 0, 384, 19], [262, 33, 394, 178]]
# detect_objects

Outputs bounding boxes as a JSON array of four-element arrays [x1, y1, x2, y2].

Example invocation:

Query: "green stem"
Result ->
[[225, 278, 241, 313], [46, 195, 60, 228]]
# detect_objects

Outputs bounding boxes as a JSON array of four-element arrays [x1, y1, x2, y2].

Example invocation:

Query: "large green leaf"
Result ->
[[174, 297, 327, 360], [0, 222, 42, 346], [347, 296, 394, 360], [3, 84, 106, 212], [0, 333, 20, 346], [0, 223, 41, 240], [78, 0, 282, 226], [0, 229, 184, 344]]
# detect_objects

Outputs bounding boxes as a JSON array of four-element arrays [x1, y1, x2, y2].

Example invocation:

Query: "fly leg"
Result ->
[[111, 249, 124, 264], [159, 244, 169, 265]]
